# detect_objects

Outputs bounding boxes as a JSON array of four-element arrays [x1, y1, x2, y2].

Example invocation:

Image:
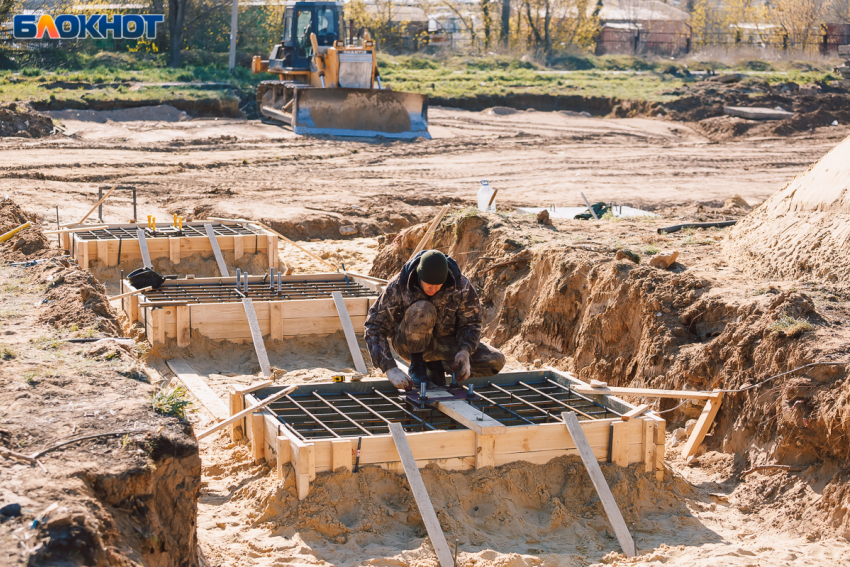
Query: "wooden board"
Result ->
[[169, 236, 180, 264], [137, 228, 152, 268], [242, 297, 272, 377], [166, 359, 229, 421], [388, 422, 455, 567], [562, 412, 636, 558], [475, 434, 496, 469], [176, 306, 190, 348], [681, 392, 723, 459], [621, 404, 650, 421], [573, 386, 715, 400], [433, 399, 505, 436], [205, 223, 230, 277], [331, 291, 368, 375]]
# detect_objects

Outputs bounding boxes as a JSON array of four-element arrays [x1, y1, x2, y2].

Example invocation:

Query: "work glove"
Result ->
[[387, 367, 414, 391], [452, 350, 471, 381]]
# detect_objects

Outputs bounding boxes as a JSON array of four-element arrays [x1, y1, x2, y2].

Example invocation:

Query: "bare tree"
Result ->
[[772, 0, 836, 49]]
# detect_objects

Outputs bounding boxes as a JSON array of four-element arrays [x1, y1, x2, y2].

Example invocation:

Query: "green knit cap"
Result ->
[[417, 250, 448, 285]]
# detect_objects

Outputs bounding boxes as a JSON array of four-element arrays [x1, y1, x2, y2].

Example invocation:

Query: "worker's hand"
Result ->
[[387, 367, 414, 391], [452, 350, 471, 381]]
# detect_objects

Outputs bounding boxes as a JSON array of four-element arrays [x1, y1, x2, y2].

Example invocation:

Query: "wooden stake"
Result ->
[[44, 225, 108, 235], [242, 297, 272, 378], [331, 291, 368, 375], [107, 286, 152, 302], [562, 412, 635, 558], [681, 391, 723, 459], [79, 186, 116, 224], [388, 422, 455, 567], [205, 223, 230, 277], [410, 205, 449, 261], [197, 385, 297, 440]]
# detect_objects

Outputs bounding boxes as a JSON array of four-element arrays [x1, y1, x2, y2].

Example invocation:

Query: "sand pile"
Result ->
[[199, 438, 695, 566], [724, 134, 850, 285]]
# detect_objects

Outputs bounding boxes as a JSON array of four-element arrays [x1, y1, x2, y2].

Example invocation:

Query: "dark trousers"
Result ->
[[391, 300, 506, 378]]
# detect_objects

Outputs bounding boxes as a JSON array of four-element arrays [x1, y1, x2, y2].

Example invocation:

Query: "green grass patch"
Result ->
[[152, 385, 192, 419], [644, 244, 659, 256], [30, 335, 63, 350]]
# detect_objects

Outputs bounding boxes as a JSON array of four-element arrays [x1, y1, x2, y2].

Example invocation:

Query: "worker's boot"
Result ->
[[409, 352, 428, 386], [426, 361, 446, 387]]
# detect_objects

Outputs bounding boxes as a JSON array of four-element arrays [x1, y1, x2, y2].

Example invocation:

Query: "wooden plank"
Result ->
[[655, 418, 666, 481], [45, 225, 108, 235], [268, 235, 278, 270], [410, 205, 449, 261], [169, 236, 181, 264], [166, 359, 229, 421], [176, 306, 190, 348], [137, 228, 152, 268], [204, 223, 230, 277], [331, 439, 353, 472], [292, 440, 315, 499], [475, 434, 496, 469], [151, 308, 165, 344], [96, 240, 109, 267], [260, 410, 279, 464], [621, 404, 651, 421], [242, 298, 272, 377], [681, 392, 723, 459], [269, 302, 283, 341], [433, 399, 505, 436], [493, 419, 614, 456], [80, 240, 90, 269], [197, 385, 297, 440], [378, 457, 475, 474], [251, 413, 265, 463], [331, 291, 368, 375], [241, 380, 274, 394], [611, 421, 628, 467], [359, 429, 475, 465], [643, 419, 656, 473], [234, 234, 245, 260], [562, 412, 635, 558], [276, 435, 291, 479], [107, 286, 152, 302], [573, 386, 715, 400], [388, 422, 455, 567]]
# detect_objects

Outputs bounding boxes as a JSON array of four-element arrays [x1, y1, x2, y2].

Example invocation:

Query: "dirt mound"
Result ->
[[0, 198, 50, 262], [660, 84, 850, 140], [370, 211, 850, 538], [37, 262, 122, 335], [725, 134, 850, 285], [0, 235, 200, 566], [0, 102, 54, 138]]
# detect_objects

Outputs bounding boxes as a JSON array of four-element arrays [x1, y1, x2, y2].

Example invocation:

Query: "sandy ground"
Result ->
[[5, 110, 850, 566], [2, 108, 848, 231]]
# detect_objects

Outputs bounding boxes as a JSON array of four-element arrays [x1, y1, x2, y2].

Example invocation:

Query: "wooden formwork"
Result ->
[[64, 220, 278, 270], [231, 369, 667, 500], [121, 273, 381, 346]]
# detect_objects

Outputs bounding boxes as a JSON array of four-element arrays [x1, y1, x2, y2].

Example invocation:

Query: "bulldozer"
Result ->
[[251, 1, 430, 139]]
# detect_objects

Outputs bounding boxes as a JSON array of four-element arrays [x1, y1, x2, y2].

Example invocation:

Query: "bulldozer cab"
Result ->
[[279, 2, 343, 69]]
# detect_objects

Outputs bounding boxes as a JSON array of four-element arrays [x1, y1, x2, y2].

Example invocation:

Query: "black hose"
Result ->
[[657, 220, 738, 235]]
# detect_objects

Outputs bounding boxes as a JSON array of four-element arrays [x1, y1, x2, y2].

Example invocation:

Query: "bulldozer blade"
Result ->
[[293, 88, 430, 139]]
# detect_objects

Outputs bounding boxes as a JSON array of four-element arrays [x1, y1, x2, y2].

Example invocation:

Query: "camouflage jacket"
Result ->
[[364, 251, 482, 372]]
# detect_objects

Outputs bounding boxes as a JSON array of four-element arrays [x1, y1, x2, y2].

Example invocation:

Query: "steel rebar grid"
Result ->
[[75, 223, 262, 241], [141, 279, 374, 304], [264, 379, 622, 440]]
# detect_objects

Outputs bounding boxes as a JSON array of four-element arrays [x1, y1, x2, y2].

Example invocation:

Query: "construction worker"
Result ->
[[364, 250, 506, 390]]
